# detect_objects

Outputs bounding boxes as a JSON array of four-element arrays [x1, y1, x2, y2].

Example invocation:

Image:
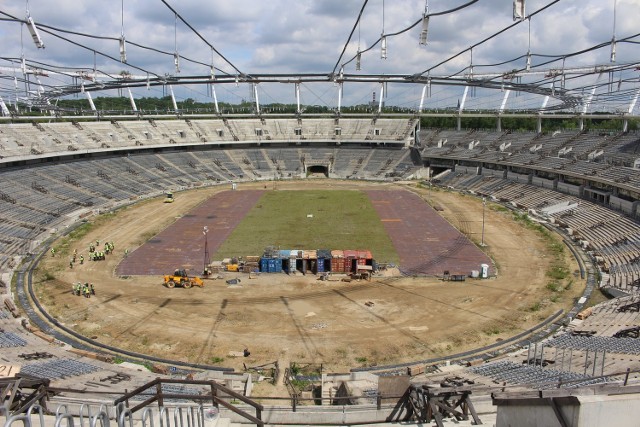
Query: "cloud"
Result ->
[[0, 0, 636, 111]]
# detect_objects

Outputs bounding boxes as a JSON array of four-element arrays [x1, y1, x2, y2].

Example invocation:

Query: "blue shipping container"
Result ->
[[260, 258, 269, 273]]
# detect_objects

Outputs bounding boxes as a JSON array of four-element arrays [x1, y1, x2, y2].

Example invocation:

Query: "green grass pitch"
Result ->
[[212, 190, 399, 263]]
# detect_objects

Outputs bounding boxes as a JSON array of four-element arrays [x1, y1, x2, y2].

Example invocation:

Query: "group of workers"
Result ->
[[49, 239, 125, 300], [87, 240, 115, 262], [51, 240, 119, 268], [72, 282, 95, 298]]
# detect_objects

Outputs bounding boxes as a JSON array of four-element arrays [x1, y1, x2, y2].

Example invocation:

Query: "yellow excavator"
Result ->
[[163, 268, 204, 288]]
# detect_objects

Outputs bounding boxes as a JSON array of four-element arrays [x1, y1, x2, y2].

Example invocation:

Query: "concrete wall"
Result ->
[[506, 171, 529, 183], [454, 165, 479, 175], [322, 371, 379, 383], [482, 168, 505, 178], [531, 176, 555, 189], [609, 195, 635, 215], [557, 181, 581, 197], [496, 392, 640, 427]]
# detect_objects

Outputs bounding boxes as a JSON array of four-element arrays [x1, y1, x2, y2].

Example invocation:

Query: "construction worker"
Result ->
[[90, 283, 95, 295], [79, 255, 84, 264], [69, 259, 73, 269], [50, 247, 55, 257], [96, 240, 100, 246], [124, 248, 129, 257]]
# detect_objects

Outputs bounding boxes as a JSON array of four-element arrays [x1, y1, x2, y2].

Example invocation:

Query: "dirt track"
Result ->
[[34, 180, 584, 381]]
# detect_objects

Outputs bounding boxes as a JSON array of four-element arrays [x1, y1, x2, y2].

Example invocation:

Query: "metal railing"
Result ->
[[113, 378, 263, 427]]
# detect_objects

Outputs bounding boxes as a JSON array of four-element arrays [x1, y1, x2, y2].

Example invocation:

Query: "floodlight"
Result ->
[[526, 50, 531, 70], [381, 35, 387, 60], [356, 52, 361, 71], [513, 0, 525, 21], [26, 16, 44, 49], [174, 52, 180, 73], [419, 15, 429, 45], [119, 37, 127, 63]]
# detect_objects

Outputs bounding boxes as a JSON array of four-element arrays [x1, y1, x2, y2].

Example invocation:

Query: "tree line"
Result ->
[[15, 96, 639, 132]]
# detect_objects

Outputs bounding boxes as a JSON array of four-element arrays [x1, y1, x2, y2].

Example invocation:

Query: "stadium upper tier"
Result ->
[[0, 118, 416, 162], [419, 128, 640, 200]]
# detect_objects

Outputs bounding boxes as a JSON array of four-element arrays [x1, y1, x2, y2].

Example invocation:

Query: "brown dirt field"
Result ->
[[34, 180, 584, 383]]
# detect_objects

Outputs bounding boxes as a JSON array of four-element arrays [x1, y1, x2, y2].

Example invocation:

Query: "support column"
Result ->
[[418, 84, 428, 113], [0, 97, 9, 116], [254, 83, 260, 114], [127, 88, 137, 112], [211, 85, 219, 114], [86, 92, 96, 112], [169, 85, 178, 111], [457, 86, 469, 131], [536, 115, 542, 134]]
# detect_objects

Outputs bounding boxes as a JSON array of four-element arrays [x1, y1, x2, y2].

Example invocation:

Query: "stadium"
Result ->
[[2, 1, 640, 426]]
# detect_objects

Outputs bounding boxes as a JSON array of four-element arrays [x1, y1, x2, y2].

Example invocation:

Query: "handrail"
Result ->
[[112, 379, 263, 427]]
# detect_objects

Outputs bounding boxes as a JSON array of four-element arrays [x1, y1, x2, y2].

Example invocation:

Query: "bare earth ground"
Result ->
[[34, 180, 583, 385]]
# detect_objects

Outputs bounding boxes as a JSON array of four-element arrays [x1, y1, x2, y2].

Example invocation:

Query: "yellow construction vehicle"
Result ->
[[163, 268, 204, 288], [223, 257, 241, 272], [164, 191, 174, 203]]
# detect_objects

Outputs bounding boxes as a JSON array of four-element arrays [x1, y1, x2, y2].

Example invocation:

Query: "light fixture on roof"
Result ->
[[380, 0, 387, 59], [610, 0, 617, 62], [381, 35, 387, 60], [174, 52, 180, 73], [419, 15, 430, 45], [513, 0, 525, 21], [420, 1, 430, 46], [610, 38, 616, 63], [119, 0, 126, 62], [119, 37, 127, 63], [26, 16, 44, 49], [173, 12, 179, 73]]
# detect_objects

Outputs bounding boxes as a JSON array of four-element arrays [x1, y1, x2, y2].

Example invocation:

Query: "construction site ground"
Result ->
[[33, 180, 585, 397]]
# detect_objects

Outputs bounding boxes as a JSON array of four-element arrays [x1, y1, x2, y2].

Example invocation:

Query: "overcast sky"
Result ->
[[1, 0, 638, 111]]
